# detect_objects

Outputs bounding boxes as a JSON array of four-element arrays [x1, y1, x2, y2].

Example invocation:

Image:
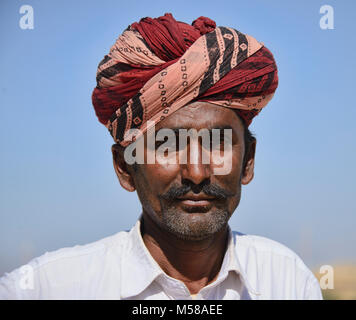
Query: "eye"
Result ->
[[154, 137, 180, 158], [156, 135, 186, 152], [154, 139, 165, 150], [210, 130, 233, 150]]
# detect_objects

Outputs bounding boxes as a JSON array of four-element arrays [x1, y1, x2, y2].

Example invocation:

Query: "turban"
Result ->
[[92, 13, 278, 146]]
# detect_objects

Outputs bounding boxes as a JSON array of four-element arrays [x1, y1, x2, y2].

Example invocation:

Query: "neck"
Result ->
[[140, 211, 229, 294]]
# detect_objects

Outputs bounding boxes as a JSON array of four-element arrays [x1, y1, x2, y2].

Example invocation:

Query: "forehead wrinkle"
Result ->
[[157, 107, 241, 134]]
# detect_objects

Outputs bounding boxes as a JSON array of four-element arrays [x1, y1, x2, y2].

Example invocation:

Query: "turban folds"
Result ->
[[92, 13, 278, 146]]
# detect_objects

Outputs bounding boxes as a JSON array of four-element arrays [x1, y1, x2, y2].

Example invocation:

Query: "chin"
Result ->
[[161, 207, 230, 241]]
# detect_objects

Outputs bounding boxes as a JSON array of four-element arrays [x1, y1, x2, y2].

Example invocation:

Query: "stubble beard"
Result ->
[[160, 204, 231, 241]]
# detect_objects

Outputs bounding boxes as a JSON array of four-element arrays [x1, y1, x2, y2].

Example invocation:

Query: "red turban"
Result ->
[[92, 13, 278, 146]]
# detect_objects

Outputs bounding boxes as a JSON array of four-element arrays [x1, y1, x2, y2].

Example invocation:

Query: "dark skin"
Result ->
[[112, 102, 256, 295]]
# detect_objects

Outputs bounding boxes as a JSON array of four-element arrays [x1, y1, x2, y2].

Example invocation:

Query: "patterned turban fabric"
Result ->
[[92, 13, 278, 146]]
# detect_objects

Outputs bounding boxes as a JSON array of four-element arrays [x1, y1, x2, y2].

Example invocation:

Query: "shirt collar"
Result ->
[[120, 216, 260, 299], [225, 227, 261, 296], [120, 217, 164, 299]]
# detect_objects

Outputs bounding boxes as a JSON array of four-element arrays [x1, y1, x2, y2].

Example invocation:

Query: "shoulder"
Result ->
[[29, 229, 130, 273], [0, 230, 130, 299], [231, 231, 322, 299], [233, 231, 306, 265], [36, 230, 129, 267]]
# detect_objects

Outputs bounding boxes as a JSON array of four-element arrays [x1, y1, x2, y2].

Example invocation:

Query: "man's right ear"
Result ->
[[111, 144, 136, 192]]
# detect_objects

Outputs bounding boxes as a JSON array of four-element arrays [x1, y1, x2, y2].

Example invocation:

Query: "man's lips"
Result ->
[[175, 194, 216, 207]]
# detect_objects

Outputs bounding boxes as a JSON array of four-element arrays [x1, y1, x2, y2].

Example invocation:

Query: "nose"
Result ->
[[180, 141, 212, 186], [181, 162, 211, 186]]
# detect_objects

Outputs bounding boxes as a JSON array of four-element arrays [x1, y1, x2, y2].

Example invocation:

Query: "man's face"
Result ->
[[113, 102, 255, 241]]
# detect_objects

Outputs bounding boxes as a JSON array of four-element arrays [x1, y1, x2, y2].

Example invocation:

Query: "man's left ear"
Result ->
[[241, 139, 256, 185]]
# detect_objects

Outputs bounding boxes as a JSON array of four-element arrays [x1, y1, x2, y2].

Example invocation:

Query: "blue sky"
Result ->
[[0, 0, 355, 275]]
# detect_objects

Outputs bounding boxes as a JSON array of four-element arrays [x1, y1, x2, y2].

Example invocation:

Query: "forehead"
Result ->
[[155, 102, 244, 132]]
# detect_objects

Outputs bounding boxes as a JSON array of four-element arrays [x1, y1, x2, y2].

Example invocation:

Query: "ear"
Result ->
[[112, 144, 136, 192], [241, 138, 256, 185]]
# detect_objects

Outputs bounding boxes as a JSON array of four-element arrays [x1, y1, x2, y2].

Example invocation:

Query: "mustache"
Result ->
[[160, 183, 234, 201]]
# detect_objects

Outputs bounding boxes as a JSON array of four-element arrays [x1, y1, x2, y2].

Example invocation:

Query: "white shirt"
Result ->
[[0, 218, 322, 300]]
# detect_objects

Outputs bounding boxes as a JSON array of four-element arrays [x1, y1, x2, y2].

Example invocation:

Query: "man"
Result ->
[[0, 13, 322, 299]]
